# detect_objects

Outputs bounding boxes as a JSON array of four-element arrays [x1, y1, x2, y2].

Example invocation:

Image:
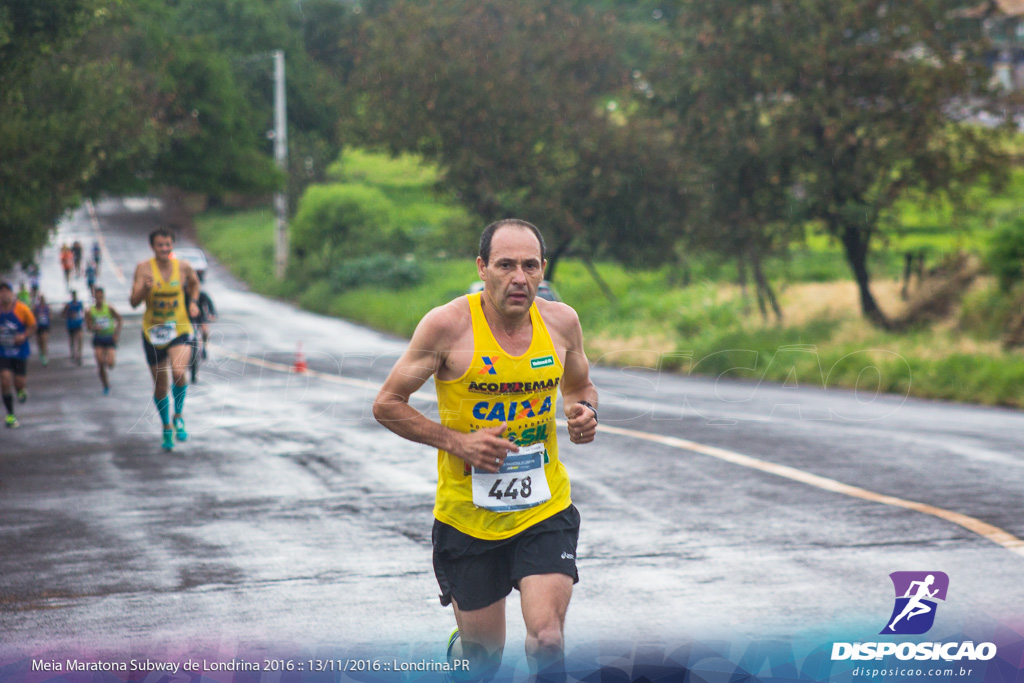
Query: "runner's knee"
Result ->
[[529, 624, 564, 653]]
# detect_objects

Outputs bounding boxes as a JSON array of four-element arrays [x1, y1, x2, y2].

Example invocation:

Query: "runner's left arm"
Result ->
[[557, 306, 598, 445], [15, 304, 37, 343], [183, 263, 201, 319], [111, 306, 123, 338]]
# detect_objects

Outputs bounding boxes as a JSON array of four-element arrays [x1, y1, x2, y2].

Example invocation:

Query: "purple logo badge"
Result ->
[[881, 571, 949, 635]]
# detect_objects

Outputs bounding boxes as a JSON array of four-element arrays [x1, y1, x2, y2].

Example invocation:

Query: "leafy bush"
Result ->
[[676, 302, 743, 340], [326, 149, 477, 258], [985, 217, 1024, 291], [330, 254, 424, 292], [290, 183, 400, 272], [959, 283, 1019, 340]]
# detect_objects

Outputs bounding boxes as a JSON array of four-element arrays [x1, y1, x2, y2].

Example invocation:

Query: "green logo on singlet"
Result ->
[[531, 355, 554, 369]]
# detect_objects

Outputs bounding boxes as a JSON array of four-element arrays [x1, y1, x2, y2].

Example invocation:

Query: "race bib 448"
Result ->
[[471, 442, 552, 512]]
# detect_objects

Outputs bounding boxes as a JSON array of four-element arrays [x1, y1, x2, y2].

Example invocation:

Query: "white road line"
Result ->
[[211, 345, 1024, 558]]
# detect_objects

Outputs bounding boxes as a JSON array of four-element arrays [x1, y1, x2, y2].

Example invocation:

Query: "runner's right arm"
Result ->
[[373, 306, 514, 474], [129, 263, 152, 308]]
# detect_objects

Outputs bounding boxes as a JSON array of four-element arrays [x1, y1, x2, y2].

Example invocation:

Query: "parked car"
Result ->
[[467, 280, 561, 302], [172, 247, 209, 281]]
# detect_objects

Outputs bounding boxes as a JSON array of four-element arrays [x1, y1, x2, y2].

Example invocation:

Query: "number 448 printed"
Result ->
[[488, 476, 533, 501]]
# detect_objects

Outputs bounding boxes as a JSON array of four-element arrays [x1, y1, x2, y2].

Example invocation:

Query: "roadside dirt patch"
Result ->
[[777, 280, 908, 326]]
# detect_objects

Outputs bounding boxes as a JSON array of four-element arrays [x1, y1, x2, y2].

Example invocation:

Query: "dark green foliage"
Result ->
[[985, 218, 1024, 291], [148, 40, 281, 195], [330, 254, 424, 292], [656, 0, 1012, 326], [353, 0, 687, 271], [0, 0, 133, 271], [0, 0, 342, 271]]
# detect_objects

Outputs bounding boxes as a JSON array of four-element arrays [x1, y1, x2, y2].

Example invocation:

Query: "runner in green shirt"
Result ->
[[86, 287, 123, 395]]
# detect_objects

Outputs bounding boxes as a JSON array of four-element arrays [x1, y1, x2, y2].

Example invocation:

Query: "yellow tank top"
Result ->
[[433, 292, 571, 540], [142, 258, 193, 347]]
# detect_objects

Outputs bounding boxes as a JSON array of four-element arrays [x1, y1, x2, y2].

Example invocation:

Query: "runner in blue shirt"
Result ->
[[0, 282, 38, 428]]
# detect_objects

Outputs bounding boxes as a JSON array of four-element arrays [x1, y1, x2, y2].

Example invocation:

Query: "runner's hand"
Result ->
[[566, 402, 597, 444], [457, 423, 518, 473]]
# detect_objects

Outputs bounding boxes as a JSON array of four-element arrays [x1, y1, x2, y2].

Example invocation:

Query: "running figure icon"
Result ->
[[888, 574, 938, 631], [881, 571, 949, 635]]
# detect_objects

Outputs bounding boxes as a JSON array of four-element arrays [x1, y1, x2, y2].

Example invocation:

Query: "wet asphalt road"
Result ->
[[1, 199, 1022, 668]]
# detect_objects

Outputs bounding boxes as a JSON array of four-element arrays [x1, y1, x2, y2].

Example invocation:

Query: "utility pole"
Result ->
[[273, 49, 288, 280]]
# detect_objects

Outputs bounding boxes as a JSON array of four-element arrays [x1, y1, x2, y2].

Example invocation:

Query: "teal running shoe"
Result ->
[[173, 416, 188, 442], [446, 628, 460, 661], [444, 628, 462, 682], [161, 428, 175, 450]]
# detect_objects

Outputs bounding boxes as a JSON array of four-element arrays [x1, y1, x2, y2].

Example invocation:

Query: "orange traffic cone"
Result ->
[[292, 342, 308, 373]]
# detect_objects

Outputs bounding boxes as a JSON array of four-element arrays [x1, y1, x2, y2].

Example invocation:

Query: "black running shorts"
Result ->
[[432, 504, 580, 611], [142, 333, 190, 366], [0, 357, 27, 376], [92, 335, 117, 349]]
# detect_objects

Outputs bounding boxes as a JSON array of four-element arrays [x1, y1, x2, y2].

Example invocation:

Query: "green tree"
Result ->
[[0, 0, 298, 270], [0, 0, 153, 270], [167, 0, 345, 206], [148, 39, 281, 195], [663, 0, 1011, 327], [353, 0, 687, 279]]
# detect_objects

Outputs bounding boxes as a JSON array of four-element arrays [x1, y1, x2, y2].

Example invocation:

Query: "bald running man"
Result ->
[[374, 219, 598, 682]]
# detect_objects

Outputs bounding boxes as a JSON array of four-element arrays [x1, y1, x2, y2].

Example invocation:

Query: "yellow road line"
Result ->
[[212, 345, 1024, 558], [598, 423, 1024, 558]]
